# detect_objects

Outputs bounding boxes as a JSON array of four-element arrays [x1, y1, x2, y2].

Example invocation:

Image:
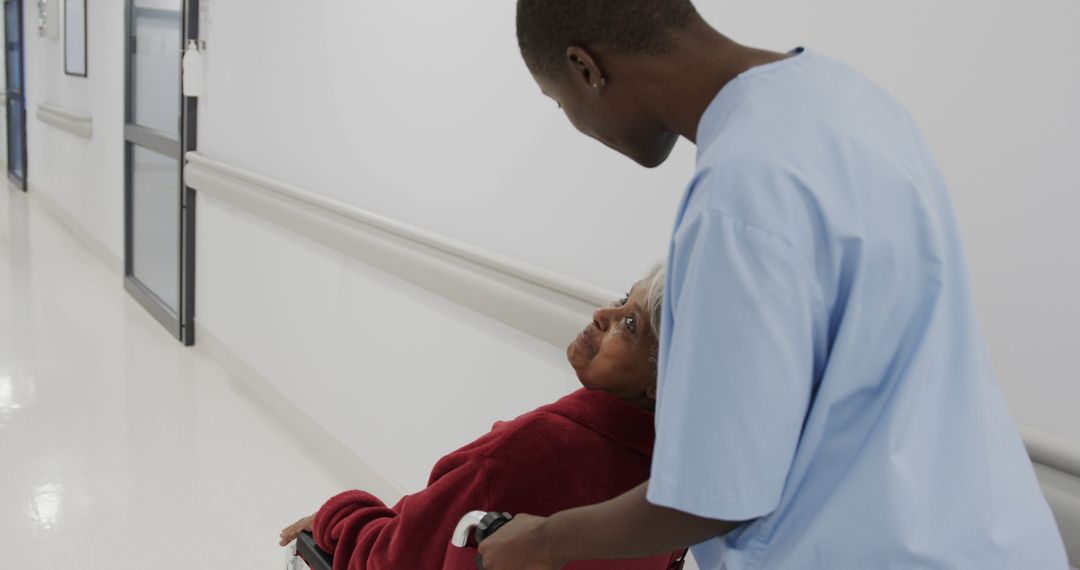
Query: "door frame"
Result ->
[[122, 0, 198, 345], [4, 0, 27, 190]]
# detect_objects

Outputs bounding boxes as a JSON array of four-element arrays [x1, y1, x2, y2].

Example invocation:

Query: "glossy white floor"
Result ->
[[0, 185, 351, 567]]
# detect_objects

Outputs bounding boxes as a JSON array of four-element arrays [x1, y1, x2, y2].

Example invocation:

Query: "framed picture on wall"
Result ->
[[64, 0, 87, 77]]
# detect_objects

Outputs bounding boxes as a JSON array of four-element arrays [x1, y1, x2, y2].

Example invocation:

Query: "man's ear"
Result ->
[[566, 46, 607, 92], [647, 384, 658, 401]]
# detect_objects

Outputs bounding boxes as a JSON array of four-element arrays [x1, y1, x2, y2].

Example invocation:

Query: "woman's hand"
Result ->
[[279, 513, 316, 546]]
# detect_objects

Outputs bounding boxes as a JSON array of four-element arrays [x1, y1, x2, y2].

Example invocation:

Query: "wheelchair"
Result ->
[[286, 511, 686, 569], [287, 511, 509, 570]]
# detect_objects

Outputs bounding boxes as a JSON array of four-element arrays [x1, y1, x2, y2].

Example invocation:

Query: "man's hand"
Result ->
[[279, 513, 316, 546], [476, 482, 737, 567], [477, 514, 565, 570]]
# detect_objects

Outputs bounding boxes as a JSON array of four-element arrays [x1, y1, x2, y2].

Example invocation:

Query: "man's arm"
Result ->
[[477, 480, 742, 569]]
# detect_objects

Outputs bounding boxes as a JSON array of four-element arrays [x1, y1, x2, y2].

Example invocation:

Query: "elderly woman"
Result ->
[[280, 264, 685, 569]]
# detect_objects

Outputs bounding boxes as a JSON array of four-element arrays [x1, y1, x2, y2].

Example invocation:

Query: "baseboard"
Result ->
[[27, 184, 122, 274], [193, 322, 406, 501]]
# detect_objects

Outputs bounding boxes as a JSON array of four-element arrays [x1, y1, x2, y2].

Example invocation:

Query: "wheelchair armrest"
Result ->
[[295, 531, 333, 570], [288, 512, 511, 570]]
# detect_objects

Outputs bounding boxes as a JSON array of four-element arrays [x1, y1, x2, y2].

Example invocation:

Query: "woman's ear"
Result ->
[[646, 384, 658, 401]]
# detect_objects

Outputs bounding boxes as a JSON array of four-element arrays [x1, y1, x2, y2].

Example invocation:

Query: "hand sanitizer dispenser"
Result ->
[[38, 0, 60, 39], [182, 40, 204, 97]]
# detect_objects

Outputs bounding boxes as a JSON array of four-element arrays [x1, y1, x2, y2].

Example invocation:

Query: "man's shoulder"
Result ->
[[685, 64, 918, 245], [704, 51, 909, 159], [677, 154, 813, 249]]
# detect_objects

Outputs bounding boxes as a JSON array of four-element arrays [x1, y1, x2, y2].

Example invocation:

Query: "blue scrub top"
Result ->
[[647, 49, 1067, 569]]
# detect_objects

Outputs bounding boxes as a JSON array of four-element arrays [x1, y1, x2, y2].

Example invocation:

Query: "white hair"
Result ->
[[640, 261, 666, 340]]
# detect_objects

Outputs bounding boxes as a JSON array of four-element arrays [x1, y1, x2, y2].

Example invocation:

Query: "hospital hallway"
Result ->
[[0, 185, 350, 567], [2, 0, 1079, 567]]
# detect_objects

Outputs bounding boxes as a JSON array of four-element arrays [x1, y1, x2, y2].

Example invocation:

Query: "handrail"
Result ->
[[184, 152, 618, 349], [186, 153, 614, 307], [1020, 424, 1080, 478], [183, 152, 1080, 480], [36, 103, 93, 139]]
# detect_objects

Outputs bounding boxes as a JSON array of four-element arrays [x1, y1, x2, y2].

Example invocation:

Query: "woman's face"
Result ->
[[567, 280, 658, 407]]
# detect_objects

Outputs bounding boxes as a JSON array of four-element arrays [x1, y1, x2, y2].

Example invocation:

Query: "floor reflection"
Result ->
[[0, 370, 36, 429], [28, 483, 63, 531]]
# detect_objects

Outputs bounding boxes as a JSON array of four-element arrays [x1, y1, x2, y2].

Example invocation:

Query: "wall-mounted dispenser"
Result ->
[[182, 40, 204, 98], [36, 0, 60, 39]]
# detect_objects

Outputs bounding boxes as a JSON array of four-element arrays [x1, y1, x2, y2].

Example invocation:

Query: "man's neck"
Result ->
[[631, 26, 792, 143]]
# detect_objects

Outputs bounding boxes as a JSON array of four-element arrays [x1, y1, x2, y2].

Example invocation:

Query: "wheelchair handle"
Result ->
[[476, 511, 514, 543], [452, 511, 514, 570], [453, 510, 515, 547]]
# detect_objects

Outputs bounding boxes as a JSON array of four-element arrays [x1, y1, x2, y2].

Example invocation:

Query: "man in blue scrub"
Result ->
[[478, 1, 1069, 569]]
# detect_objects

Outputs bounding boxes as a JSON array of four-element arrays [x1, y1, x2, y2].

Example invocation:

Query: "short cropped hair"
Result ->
[[516, 0, 699, 77]]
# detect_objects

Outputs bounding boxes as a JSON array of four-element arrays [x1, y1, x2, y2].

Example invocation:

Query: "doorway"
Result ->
[[123, 0, 198, 344], [4, 0, 27, 190]]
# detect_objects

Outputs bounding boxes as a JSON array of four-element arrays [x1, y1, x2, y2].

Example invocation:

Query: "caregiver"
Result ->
[[478, 1, 1068, 568]]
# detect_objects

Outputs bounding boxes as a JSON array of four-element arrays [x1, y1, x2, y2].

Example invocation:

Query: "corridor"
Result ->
[[0, 186, 350, 567]]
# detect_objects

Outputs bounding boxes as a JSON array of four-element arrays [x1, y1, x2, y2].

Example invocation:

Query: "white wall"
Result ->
[[197, 193, 583, 491], [195, 1, 687, 291], [24, 0, 125, 259], [14, 0, 1078, 496], [195, 0, 1080, 478], [195, 0, 694, 492]]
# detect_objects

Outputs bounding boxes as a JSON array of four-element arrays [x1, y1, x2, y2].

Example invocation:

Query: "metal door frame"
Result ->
[[123, 0, 198, 345], [4, 0, 27, 190]]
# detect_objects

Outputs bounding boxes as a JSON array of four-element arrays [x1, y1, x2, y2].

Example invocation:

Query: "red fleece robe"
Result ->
[[312, 389, 686, 569]]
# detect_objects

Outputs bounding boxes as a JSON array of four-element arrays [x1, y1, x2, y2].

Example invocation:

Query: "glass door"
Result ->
[[4, 0, 26, 190], [124, 0, 198, 344]]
